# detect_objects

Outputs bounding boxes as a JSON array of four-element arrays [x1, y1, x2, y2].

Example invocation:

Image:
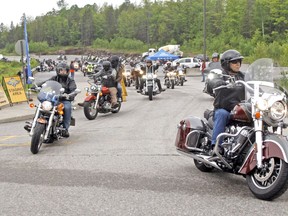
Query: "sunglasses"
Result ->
[[230, 59, 242, 64]]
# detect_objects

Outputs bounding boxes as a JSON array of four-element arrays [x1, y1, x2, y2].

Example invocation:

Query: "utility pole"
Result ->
[[203, 0, 207, 62]]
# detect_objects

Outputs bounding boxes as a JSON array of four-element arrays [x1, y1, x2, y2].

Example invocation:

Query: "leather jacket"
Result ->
[[211, 70, 245, 112]]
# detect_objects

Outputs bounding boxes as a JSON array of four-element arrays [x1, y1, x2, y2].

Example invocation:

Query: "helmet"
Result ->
[[220, 49, 244, 71], [176, 62, 180, 65], [102, 61, 111, 71], [211, 52, 219, 59], [166, 61, 172, 65], [110, 55, 119, 68], [145, 59, 152, 64], [56, 62, 69, 77]]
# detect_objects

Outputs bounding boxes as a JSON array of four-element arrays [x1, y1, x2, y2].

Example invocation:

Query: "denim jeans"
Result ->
[[211, 108, 230, 146], [117, 82, 122, 98], [62, 100, 72, 130]]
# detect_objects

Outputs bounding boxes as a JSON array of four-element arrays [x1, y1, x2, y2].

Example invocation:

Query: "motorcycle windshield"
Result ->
[[37, 80, 62, 102], [244, 58, 283, 100]]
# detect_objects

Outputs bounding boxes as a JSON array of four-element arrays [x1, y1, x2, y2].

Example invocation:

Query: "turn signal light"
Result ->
[[255, 112, 261, 119], [57, 103, 64, 115], [29, 103, 35, 108]]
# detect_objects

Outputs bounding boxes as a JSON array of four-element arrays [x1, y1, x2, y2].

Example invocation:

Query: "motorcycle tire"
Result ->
[[194, 160, 214, 172], [180, 78, 184, 86], [246, 158, 288, 200], [84, 101, 98, 120], [148, 86, 153, 101], [171, 80, 175, 89], [30, 123, 46, 154]]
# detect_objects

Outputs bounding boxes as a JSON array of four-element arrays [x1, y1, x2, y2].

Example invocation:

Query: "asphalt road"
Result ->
[[0, 56, 287, 215]]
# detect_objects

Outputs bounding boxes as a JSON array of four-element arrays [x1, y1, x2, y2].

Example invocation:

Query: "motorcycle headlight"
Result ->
[[207, 73, 214, 80], [179, 71, 183, 75], [41, 101, 53, 111], [147, 73, 153, 79], [269, 101, 287, 121], [140, 71, 144, 75], [126, 72, 131, 76], [153, 74, 157, 78], [91, 85, 97, 91], [142, 75, 147, 79]]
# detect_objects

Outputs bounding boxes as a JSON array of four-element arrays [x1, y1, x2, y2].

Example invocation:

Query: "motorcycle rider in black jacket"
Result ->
[[94, 61, 118, 108], [209, 49, 245, 154], [38, 62, 77, 137]]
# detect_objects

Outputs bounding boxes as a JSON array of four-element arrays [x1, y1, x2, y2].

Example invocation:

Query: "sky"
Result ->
[[0, 0, 140, 27]]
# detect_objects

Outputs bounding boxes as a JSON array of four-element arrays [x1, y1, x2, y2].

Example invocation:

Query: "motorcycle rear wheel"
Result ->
[[246, 158, 288, 200], [30, 123, 45, 154], [84, 101, 98, 120]]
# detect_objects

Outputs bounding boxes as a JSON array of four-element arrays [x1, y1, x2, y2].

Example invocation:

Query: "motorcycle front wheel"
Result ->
[[148, 86, 153, 101], [84, 100, 98, 120], [180, 78, 184, 86], [30, 123, 46, 154], [171, 80, 175, 89], [246, 157, 288, 200]]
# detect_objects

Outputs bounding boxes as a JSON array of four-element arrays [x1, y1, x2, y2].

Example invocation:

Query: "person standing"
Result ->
[[70, 61, 75, 79], [200, 59, 208, 82]]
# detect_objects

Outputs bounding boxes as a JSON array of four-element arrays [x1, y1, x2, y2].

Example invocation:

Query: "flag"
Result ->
[[24, 14, 32, 84]]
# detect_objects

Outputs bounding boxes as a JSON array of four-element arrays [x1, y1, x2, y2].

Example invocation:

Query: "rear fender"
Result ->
[[175, 116, 207, 150], [238, 134, 288, 174]]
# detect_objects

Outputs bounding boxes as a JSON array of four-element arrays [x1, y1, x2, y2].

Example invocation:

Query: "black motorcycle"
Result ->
[[24, 78, 81, 154]]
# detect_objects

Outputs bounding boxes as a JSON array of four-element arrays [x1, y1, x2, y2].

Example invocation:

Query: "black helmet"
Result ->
[[102, 61, 111, 71], [56, 62, 69, 77], [212, 52, 219, 59], [220, 49, 244, 71], [110, 55, 119, 68]]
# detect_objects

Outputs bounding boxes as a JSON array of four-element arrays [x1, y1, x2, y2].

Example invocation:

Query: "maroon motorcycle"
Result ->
[[82, 76, 121, 120], [175, 58, 288, 200]]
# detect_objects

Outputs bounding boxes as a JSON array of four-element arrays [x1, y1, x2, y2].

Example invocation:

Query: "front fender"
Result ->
[[238, 134, 288, 174]]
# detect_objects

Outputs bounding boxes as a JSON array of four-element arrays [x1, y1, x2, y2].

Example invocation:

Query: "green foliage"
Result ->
[[29, 41, 50, 53]]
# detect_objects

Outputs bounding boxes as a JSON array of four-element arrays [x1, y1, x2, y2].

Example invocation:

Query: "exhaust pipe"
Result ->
[[177, 149, 222, 170]]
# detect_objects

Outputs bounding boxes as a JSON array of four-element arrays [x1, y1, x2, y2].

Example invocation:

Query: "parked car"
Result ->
[[172, 57, 201, 68]]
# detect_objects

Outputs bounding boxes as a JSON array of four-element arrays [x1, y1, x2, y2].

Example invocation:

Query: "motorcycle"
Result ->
[[175, 58, 288, 200], [82, 75, 121, 120], [24, 78, 81, 154], [176, 69, 186, 86], [203, 68, 223, 97], [123, 68, 133, 87], [138, 71, 161, 100], [164, 70, 176, 89]]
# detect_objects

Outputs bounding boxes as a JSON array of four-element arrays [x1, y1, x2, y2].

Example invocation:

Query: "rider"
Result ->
[[110, 55, 124, 101], [39, 62, 77, 138], [210, 49, 245, 154], [205, 52, 221, 72], [94, 61, 118, 108], [137, 59, 164, 92]]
